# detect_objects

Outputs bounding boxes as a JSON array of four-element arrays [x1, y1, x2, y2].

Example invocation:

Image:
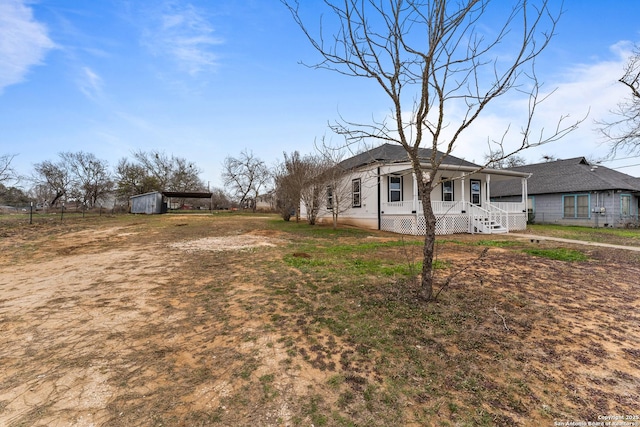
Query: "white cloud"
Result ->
[[141, 2, 224, 76], [0, 0, 56, 93], [363, 41, 637, 174], [78, 66, 103, 100], [449, 43, 635, 166]]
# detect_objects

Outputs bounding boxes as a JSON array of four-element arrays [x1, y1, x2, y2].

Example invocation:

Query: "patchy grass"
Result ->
[[1, 213, 639, 426], [528, 223, 640, 246], [522, 247, 589, 261], [475, 239, 523, 248]]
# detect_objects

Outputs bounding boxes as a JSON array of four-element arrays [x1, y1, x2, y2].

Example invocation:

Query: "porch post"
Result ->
[[412, 173, 419, 234], [486, 174, 491, 203], [461, 176, 466, 211], [522, 178, 527, 204], [412, 173, 418, 212]]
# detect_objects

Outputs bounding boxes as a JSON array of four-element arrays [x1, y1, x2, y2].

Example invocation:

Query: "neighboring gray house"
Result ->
[[491, 157, 640, 227], [255, 190, 277, 212]]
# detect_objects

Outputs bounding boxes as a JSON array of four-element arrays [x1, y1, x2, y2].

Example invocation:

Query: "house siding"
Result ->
[[300, 143, 529, 235], [524, 192, 639, 227], [312, 164, 515, 232], [314, 169, 380, 229], [490, 156, 640, 228]]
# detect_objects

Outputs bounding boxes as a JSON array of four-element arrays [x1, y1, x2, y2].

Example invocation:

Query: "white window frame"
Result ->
[[442, 178, 454, 202], [352, 178, 361, 208], [470, 179, 481, 205], [388, 176, 402, 202]]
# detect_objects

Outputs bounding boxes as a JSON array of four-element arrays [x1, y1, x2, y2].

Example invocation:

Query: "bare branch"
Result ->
[[597, 44, 640, 156], [0, 153, 18, 184], [222, 150, 271, 211], [284, 0, 576, 301]]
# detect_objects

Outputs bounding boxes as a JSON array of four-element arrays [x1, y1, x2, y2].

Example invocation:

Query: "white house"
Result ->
[[306, 144, 531, 235]]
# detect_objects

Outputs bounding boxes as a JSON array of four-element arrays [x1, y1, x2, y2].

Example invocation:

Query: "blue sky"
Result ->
[[2, 0, 640, 189]]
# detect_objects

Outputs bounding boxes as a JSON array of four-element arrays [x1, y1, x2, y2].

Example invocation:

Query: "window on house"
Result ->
[[389, 176, 402, 202], [577, 195, 589, 217], [326, 185, 333, 209], [563, 194, 590, 218], [470, 179, 481, 205], [352, 178, 361, 208], [442, 178, 454, 202], [621, 194, 631, 216]]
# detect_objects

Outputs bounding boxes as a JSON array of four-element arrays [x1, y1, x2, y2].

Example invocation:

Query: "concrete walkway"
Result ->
[[508, 233, 640, 252]]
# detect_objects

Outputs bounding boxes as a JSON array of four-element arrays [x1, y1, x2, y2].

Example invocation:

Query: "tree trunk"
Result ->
[[50, 192, 64, 207], [420, 193, 437, 301]]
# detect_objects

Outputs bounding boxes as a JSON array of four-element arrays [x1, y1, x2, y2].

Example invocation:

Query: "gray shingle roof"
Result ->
[[491, 157, 640, 197], [338, 143, 480, 170]]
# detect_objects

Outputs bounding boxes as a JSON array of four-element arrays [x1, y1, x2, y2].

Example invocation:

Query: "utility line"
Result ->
[[598, 155, 640, 163], [610, 163, 640, 169]]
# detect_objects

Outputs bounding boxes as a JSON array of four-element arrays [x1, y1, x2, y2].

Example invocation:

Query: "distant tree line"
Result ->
[[0, 143, 573, 217], [0, 150, 231, 211]]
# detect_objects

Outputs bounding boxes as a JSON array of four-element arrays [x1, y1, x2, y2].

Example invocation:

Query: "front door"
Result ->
[[470, 179, 481, 206]]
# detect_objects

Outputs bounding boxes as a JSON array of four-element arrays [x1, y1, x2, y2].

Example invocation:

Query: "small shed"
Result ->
[[130, 191, 166, 214], [130, 191, 214, 214]]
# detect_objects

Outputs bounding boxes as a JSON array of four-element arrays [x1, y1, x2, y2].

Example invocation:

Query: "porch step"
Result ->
[[488, 224, 508, 233], [473, 219, 508, 234]]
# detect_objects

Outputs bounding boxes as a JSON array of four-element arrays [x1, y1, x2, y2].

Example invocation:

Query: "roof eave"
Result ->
[[423, 163, 531, 178]]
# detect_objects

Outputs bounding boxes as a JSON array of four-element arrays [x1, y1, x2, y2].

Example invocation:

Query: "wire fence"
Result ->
[[0, 204, 130, 225]]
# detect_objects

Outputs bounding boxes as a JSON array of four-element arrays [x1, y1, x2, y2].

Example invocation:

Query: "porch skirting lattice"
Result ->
[[380, 213, 527, 235], [381, 214, 469, 235], [503, 214, 527, 232]]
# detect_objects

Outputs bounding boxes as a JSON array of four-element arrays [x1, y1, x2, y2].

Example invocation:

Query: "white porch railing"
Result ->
[[382, 200, 526, 215], [381, 201, 415, 213], [432, 201, 466, 215], [468, 203, 508, 233], [490, 201, 527, 213]]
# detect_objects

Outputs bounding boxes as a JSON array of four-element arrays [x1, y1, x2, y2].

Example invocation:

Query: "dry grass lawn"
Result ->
[[0, 213, 639, 426]]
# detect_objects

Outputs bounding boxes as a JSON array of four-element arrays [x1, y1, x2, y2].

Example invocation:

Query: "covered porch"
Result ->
[[378, 166, 529, 235]]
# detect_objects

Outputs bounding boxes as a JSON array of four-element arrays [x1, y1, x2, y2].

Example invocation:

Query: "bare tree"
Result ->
[[125, 149, 206, 206], [210, 187, 232, 210], [133, 150, 174, 190], [222, 150, 271, 211], [32, 159, 72, 207], [61, 151, 113, 208], [484, 151, 526, 169], [114, 158, 159, 201], [273, 154, 300, 221], [598, 44, 640, 156], [0, 184, 30, 205], [30, 183, 55, 210], [299, 156, 331, 225], [171, 157, 205, 192], [284, 0, 581, 301], [316, 143, 352, 229], [0, 154, 17, 184], [274, 151, 329, 224], [274, 151, 323, 221]]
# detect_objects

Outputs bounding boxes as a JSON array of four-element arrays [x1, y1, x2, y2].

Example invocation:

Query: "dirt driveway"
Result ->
[[1, 215, 332, 426], [1, 214, 639, 426]]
